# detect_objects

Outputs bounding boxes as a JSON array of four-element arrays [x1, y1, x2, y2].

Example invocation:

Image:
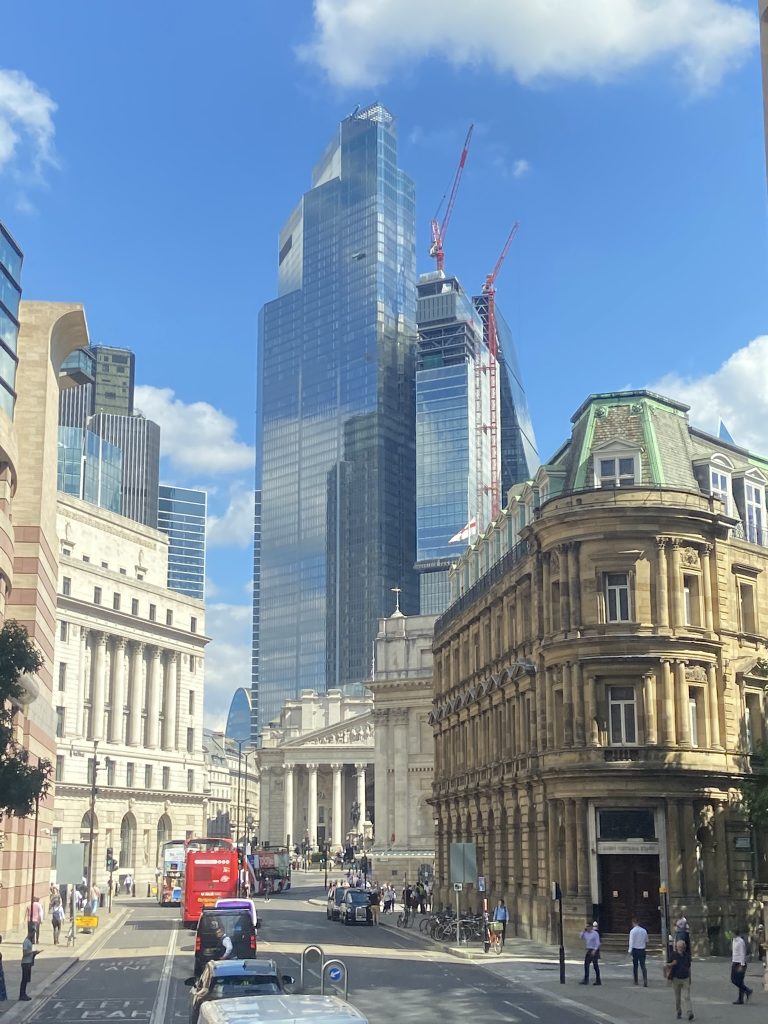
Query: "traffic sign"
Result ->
[[328, 966, 342, 982], [453, 882, 463, 892], [76, 916, 99, 929]]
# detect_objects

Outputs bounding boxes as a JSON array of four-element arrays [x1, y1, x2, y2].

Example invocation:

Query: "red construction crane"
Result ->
[[429, 124, 474, 273], [475, 222, 519, 524]]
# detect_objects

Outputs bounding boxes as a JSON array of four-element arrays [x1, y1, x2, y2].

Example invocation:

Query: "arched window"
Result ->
[[80, 810, 98, 878], [156, 813, 172, 866], [120, 812, 137, 868]]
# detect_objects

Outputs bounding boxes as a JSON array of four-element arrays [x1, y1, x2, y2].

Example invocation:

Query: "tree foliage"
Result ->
[[0, 619, 51, 818], [740, 739, 768, 829]]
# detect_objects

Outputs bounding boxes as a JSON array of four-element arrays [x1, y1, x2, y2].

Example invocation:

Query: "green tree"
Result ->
[[0, 620, 51, 817], [741, 740, 768, 828]]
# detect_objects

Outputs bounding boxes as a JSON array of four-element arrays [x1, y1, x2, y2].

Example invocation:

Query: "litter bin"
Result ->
[[99, 893, 105, 908]]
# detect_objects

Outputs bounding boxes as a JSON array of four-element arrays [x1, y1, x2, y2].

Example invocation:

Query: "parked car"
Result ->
[[199, 994, 368, 1024], [340, 889, 372, 926], [327, 888, 346, 921], [190, 959, 293, 1024], [194, 909, 258, 979]]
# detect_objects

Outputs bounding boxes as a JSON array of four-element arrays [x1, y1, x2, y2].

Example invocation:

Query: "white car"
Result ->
[[199, 995, 368, 1024]]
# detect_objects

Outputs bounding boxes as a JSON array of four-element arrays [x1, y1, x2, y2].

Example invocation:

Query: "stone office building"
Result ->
[[430, 390, 768, 951]]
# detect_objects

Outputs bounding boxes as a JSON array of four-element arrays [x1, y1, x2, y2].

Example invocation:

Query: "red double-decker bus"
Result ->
[[181, 846, 239, 927]]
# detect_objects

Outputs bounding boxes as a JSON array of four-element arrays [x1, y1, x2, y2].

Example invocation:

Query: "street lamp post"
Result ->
[[28, 790, 40, 938], [86, 741, 100, 893]]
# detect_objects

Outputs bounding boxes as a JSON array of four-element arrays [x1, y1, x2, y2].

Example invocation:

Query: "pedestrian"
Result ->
[[25, 897, 44, 944], [18, 927, 39, 1001], [264, 876, 271, 903], [216, 926, 233, 960], [369, 888, 380, 926], [674, 916, 691, 953], [730, 928, 753, 1004], [667, 938, 694, 1020], [628, 915, 649, 987], [579, 921, 601, 985], [124, 873, 132, 895], [0, 935, 6, 1001], [492, 899, 509, 944], [51, 899, 65, 945]]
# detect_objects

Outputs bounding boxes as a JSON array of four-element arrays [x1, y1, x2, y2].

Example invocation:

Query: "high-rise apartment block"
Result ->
[[253, 104, 418, 738], [92, 345, 135, 416], [157, 484, 207, 600], [0, 223, 22, 419]]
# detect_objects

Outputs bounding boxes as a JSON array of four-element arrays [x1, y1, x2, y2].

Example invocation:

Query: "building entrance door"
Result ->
[[599, 854, 661, 933]]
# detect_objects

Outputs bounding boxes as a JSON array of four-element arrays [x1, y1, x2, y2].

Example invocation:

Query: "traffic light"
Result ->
[[110, 858, 118, 871], [106, 846, 113, 870]]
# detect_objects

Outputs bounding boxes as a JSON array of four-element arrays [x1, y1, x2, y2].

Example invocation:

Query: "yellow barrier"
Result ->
[[76, 916, 99, 929]]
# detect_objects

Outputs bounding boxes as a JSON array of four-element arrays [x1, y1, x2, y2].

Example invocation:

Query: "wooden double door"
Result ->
[[599, 854, 661, 933]]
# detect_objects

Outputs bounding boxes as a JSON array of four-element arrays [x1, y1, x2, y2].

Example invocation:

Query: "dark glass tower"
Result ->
[[253, 104, 418, 738], [158, 485, 207, 600]]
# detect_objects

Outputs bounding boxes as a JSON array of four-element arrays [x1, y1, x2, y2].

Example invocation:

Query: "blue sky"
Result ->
[[2, 1, 766, 726]]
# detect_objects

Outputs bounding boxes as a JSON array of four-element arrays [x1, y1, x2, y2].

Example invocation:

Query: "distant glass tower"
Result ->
[[415, 274, 539, 615], [0, 222, 23, 419], [253, 103, 418, 739], [157, 484, 207, 600], [57, 425, 123, 514], [225, 687, 252, 745], [92, 345, 135, 416]]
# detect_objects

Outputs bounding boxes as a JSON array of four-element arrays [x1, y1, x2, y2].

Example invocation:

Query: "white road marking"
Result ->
[[149, 922, 178, 1024]]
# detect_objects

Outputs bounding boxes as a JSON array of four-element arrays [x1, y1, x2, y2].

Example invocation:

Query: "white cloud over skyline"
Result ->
[[648, 335, 768, 454], [207, 486, 253, 548], [300, 0, 754, 92], [0, 68, 57, 179], [203, 603, 251, 731], [135, 385, 254, 476]]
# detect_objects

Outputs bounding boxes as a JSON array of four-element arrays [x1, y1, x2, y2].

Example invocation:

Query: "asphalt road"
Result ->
[[18, 878, 604, 1024]]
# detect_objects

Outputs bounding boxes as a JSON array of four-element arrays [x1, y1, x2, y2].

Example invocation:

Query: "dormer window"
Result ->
[[710, 466, 732, 515], [745, 481, 765, 545], [599, 456, 636, 488]]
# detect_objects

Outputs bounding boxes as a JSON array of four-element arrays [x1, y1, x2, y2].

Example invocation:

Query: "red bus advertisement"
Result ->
[[248, 850, 291, 895], [181, 849, 239, 927]]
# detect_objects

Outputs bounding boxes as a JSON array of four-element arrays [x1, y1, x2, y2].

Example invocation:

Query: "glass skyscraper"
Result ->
[[57, 425, 123, 514], [253, 104, 418, 738], [157, 484, 207, 600], [0, 222, 23, 420]]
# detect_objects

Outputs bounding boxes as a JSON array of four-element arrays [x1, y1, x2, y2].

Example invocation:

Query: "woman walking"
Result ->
[[492, 899, 509, 945], [51, 898, 65, 945]]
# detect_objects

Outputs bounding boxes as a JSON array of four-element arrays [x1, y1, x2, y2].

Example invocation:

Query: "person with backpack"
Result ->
[[50, 899, 65, 945]]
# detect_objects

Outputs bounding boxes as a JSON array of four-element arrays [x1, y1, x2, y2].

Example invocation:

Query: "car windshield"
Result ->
[[346, 892, 369, 905], [198, 913, 252, 940], [211, 978, 280, 998], [333, 891, 345, 904]]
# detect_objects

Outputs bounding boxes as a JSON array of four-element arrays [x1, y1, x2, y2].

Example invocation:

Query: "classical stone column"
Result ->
[[393, 710, 409, 846], [307, 764, 318, 849], [675, 661, 691, 747], [666, 799, 683, 894], [655, 538, 670, 629], [260, 767, 270, 845], [542, 553, 551, 635], [568, 541, 581, 628], [145, 647, 162, 749], [643, 671, 658, 745], [331, 764, 343, 847], [109, 638, 127, 744], [535, 658, 546, 751], [572, 662, 585, 746], [163, 652, 178, 751], [660, 659, 675, 745], [559, 545, 570, 633], [586, 674, 599, 746], [562, 663, 574, 747], [669, 540, 683, 627], [575, 798, 590, 897], [564, 799, 577, 895], [700, 543, 714, 631], [77, 627, 88, 735], [545, 667, 555, 749], [284, 765, 295, 847], [355, 763, 366, 829], [713, 800, 730, 897], [91, 632, 107, 742], [706, 663, 722, 749], [127, 642, 144, 747]]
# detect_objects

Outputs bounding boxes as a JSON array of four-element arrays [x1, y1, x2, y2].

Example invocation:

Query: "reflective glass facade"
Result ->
[[225, 687, 251, 745], [0, 222, 22, 420], [57, 426, 123, 514], [253, 104, 418, 736], [157, 485, 207, 600]]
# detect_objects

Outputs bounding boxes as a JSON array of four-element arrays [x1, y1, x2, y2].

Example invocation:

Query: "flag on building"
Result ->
[[449, 518, 478, 544]]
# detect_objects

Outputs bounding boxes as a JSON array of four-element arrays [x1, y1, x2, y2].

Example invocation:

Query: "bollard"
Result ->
[[99, 893, 105, 908], [146, 882, 151, 897], [132, 883, 136, 897]]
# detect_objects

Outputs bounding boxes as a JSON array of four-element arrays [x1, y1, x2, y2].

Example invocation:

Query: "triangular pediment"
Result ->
[[282, 711, 374, 749]]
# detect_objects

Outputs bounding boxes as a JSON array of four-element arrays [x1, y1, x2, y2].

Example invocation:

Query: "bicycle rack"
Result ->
[[300, 945, 324, 992], [321, 959, 349, 1001]]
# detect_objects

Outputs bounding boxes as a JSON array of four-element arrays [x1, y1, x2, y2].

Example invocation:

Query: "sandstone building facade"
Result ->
[[431, 390, 768, 951]]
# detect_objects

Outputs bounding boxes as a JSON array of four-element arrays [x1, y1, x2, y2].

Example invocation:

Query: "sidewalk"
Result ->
[[0, 901, 131, 1021], [368, 901, 768, 1024]]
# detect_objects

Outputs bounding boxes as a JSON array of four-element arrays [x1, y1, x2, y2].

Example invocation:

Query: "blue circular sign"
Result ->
[[328, 966, 342, 982]]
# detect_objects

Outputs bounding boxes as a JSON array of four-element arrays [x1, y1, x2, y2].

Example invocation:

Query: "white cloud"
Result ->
[[512, 159, 531, 179], [0, 68, 56, 177], [204, 603, 252, 730], [135, 385, 254, 476], [299, 0, 754, 92], [207, 487, 254, 549], [648, 336, 768, 454]]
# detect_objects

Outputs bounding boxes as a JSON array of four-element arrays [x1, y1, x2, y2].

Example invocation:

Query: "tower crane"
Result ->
[[429, 124, 474, 273], [475, 222, 519, 525]]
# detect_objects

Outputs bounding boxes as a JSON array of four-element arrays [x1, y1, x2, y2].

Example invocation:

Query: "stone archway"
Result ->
[[120, 812, 137, 869], [156, 813, 173, 868]]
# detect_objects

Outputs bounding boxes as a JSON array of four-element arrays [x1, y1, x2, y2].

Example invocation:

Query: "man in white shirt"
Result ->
[[731, 929, 752, 1004], [628, 916, 649, 986], [216, 927, 234, 960], [579, 922, 601, 985]]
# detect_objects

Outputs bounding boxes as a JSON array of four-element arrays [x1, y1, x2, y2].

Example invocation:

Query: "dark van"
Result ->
[[194, 909, 257, 979]]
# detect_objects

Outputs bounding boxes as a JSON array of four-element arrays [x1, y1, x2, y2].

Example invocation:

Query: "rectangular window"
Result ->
[[190, 616, 198, 633], [106, 758, 115, 786], [187, 769, 195, 791], [52, 827, 62, 866], [745, 482, 765, 545], [149, 604, 156, 622], [101, 561, 108, 569], [166, 609, 173, 626], [745, 691, 764, 753], [162, 766, 170, 789], [93, 586, 102, 605], [87, 758, 96, 785], [683, 574, 700, 627], [56, 706, 65, 737], [190, 655, 196, 673], [62, 576, 71, 596], [188, 691, 195, 715], [131, 598, 139, 616], [608, 686, 637, 745], [55, 755, 64, 782], [187, 727, 194, 753], [60, 620, 68, 642], [710, 468, 731, 515], [82, 554, 90, 563], [119, 568, 127, 576], [58, 662, 67, 691], [113, 592, 121, 611], [739, 581, 757, 634], [689, 694, 699, 748], [598, 456, 636, 488], [126, 762, 134, 787], [605, 573, 631, 622], [144, 764, 153, 789]]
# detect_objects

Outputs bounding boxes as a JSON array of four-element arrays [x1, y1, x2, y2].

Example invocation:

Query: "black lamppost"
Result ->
[[323, 840, 330, 890], [86, 741, 100, 890]]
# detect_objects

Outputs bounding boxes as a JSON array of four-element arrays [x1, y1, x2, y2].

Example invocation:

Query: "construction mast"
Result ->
[[429, 125, 474, 273], [475, 222, 519, 526]]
